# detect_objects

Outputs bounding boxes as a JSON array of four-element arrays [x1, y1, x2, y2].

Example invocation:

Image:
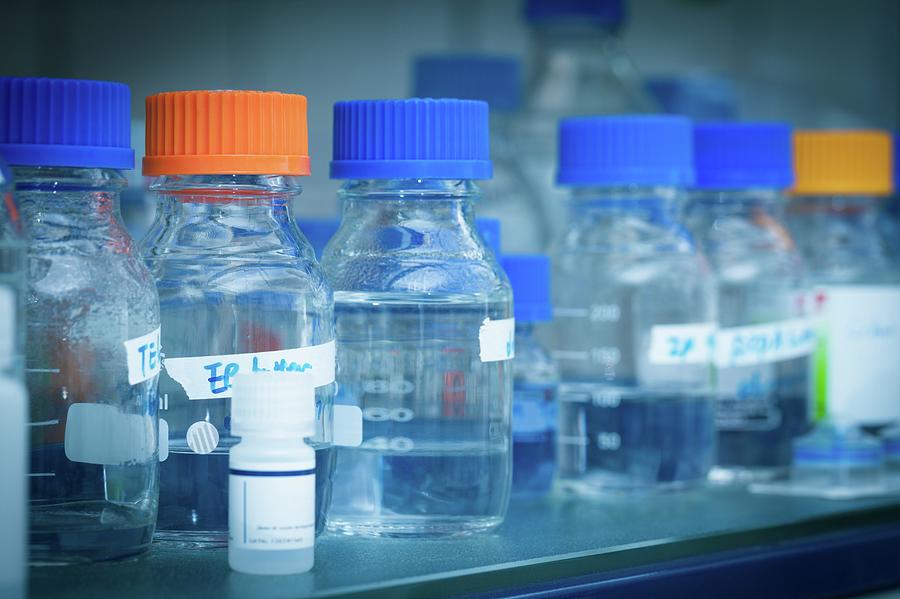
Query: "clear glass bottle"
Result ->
[[324, 99, 514, 536], [0, 157, 27, 596], [141, 91, 335, 545], [517, 0, 656, 242], [788, 130, 900, 430], [414, 55, 550, 252], [501, 255, 559, 497], [552, 116, 716, 494], [0, 77, 161, 563], [685, 123, 812, 483]]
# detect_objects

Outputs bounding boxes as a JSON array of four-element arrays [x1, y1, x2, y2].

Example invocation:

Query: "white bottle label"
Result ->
[[713, 318, 817, 368], [648, 323, 716, 365], [124, 327, 162, 385], [229, 467, 315, 551], [818, 285, 900, 423], [64, 403, 156, 465], [479, 318, 515, 362], [0, 286, 14, 370], [163, 340, 336, 400]]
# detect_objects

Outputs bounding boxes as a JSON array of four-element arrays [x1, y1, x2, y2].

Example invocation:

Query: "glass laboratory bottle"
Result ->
[[552, 115, 716, 494], [0, 77, 161, 563], [685, 123, 812, 483], [141, 91, 335, 545], [414, 55, 550, 252], [0, 157, 27, 595], [323, 99, 514, 537], [788, 130, 900, 430], [517, 0, 656, 243], [501, 255, 559, 496]]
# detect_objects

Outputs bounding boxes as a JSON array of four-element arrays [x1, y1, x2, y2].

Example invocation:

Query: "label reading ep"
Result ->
[[124, 327, 162, 385], [818, 285, 900, 424], [229, 468, 315, 551], [479, 318, 515, 363], [163, 340, 336, 400]]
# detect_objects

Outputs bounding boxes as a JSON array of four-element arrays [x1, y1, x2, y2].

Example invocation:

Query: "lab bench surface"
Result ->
[[29, 487, 900, 599]]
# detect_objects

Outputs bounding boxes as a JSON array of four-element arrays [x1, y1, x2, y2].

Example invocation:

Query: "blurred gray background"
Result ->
[[2, 0, 898, 216]]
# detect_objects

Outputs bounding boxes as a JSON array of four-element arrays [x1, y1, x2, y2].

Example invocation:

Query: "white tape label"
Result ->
[[648, 323, 716, 365], [820, 285, 900, 423], [163, 341, 336, 400], [714, 318, 817, 368], [64, 403, 156, 465], [124, 327, 162, 385], [479, 318, 515, 363], [333, 404, 363, 447]]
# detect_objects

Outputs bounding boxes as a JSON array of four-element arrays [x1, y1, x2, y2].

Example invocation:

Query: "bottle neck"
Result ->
[[13, 166, 131, 251], [329, 179, 488, 259], [144, 174, 306, 256], [569, 185, 682, 224], [527, 23, 654, 113], [788, 194, 888, 271]]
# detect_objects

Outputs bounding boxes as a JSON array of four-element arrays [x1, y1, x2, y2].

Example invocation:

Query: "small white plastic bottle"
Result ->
[[228, 373, 316, 575]]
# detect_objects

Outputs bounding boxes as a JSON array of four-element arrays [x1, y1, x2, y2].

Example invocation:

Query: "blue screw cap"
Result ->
[[297, 217, 340, 259], [693, 122, 794, 190], [557, 115, 694, 187], [413, 55, 522, 112], [502, 254, 552, 323], [331, 99, 492, 181], [0, 77, 133, 169], [475, 217, 501, 257], [525, 0, 625, 29]]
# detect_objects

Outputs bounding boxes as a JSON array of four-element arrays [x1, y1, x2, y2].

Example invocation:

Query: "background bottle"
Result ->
[[787, 130, 899, 430], [324, 98, 514, 536], [517, 0, 657, 244], [141, 90, 336, 545], [0, 156, 26, 597], [229, 373, 316, 575], [0, 77, 161, 563], [685, 123, 812, 483], [552, 115, 716, 494], [414, 55, 549, 253], [502, 255, 559, 497]]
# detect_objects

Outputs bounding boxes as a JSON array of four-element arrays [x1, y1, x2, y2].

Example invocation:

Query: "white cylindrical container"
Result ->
[[228, 373, 316, 575]]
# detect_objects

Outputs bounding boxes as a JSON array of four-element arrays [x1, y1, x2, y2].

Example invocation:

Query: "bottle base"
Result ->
[[556, 473, 706, 496], [326, 515, 504, 538], [153, 529, 228, 549], [229, 546, 314, 575], [30, 501, 153, 565], [709, 465, 789, 485]]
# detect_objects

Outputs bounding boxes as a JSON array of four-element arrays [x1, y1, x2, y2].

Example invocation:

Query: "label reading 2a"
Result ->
[[163, 341, 336, 400]]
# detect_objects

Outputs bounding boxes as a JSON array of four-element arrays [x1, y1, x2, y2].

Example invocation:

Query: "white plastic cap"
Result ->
[[230, 373, 317, 437]]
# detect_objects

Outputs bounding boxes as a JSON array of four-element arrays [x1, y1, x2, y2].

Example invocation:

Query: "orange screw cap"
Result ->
[[792, 130, 893, 197], [143, 90, 310, 176]]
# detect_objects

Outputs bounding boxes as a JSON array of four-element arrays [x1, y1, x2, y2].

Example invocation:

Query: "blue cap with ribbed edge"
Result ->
[[693, 122, 793, 190], [297, 217, 340, 259], [475, 217, 501, 256], [331, 99, 492, 180], [502, 254, 552, 323], [0, 77, 133, 169], [525, 0, 625, 28], [557, 115, 694, 186], [413, 56, 522, 112]]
